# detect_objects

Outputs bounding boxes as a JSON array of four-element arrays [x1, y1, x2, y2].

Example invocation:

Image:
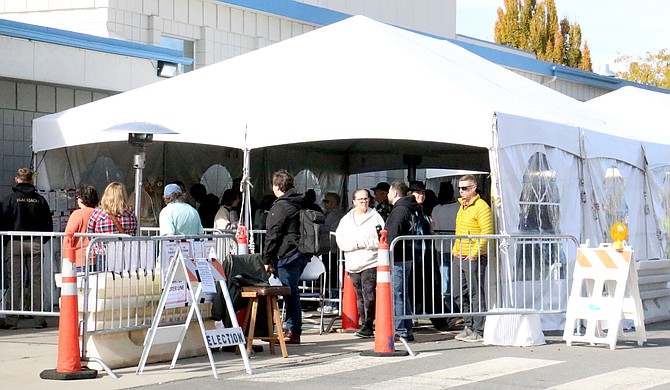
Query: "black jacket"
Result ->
[[2, 183, 53, 241], [262, 188, 304, 266], [385, 195, 420, 263]]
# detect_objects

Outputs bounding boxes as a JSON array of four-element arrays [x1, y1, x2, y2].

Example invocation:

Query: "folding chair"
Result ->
[[298, 256, 327, 334]]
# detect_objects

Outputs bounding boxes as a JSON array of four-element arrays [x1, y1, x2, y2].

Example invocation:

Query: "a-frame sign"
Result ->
[[137, 244, 251, 378]]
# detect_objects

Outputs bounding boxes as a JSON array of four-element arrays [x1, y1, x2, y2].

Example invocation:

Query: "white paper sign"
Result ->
[[161, 241, 180, 286], [165, 280, 188, 309], [196, 259, 217, 293], [205, 327, 246, 347]]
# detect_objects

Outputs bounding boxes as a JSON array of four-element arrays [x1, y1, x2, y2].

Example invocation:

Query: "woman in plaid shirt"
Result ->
[[87, 182, 138, 235]]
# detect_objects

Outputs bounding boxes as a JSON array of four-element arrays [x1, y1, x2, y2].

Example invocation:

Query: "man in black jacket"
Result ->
[[262, 170, 309, 344], [2, 168, 53, 330], [384, 181, 419, 341]]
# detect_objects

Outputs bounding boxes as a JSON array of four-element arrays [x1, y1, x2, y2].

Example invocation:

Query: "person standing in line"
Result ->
[[304, 189, 324, 213], [263, 170, 310, 345], [432, 182, 459, 234], [384, 181, 420, 341], [87, 182, 138, 236], [189, 183, 219, 229], [213, 189, 240, 231], [322, 191, 345, 314], [64, 185, 99, 270], [323, 192, 344, 231], [252, 194, 277, 230], [159, 183, 204, 236], [452, 175, 492, 343], [431, 182, 460, 296], [335, 189, 385, 338], [371, 182, 392, 221], [1, 168, 54, 330]]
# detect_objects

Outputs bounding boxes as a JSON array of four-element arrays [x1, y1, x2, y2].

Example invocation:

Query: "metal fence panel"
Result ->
[[389, 234, 578, 328]]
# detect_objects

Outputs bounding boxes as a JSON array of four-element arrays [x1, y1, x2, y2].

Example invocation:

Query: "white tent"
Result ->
[[586, 86, 670, 259], [33, 15, 618, 206], [34, 15, 670, 329], [33, 14, 651, 243]]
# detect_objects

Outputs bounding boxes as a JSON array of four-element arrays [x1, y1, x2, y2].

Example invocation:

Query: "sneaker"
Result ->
[[283, 330, 301, 345], [436, 318, 465, 332], [461, 331, 484, 343], [355, 326, 374, 338], [455, 327, 473, 341]]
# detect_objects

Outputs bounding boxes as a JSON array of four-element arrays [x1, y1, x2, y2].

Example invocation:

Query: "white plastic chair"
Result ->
[[278, 256, 328, 334], [298, 256, 328, 334]]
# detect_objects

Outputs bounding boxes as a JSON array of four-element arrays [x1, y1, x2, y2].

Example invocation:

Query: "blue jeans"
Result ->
[[277, 254, 309, 336], [392, 261, 413, 337], [440, 253, 450, 297]]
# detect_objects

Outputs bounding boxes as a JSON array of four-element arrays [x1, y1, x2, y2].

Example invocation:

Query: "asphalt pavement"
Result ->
[[2, 316, 669, 390]]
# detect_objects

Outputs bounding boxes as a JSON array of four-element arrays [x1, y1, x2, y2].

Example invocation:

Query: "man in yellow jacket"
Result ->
[[451, 174, 493, 342]]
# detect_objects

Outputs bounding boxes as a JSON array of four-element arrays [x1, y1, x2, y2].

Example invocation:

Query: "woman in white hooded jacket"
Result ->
[[335, 189, 385, 338]]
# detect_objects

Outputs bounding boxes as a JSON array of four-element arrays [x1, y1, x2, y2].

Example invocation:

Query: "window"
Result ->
[[603, 166, 628, 228], [201, 164, 232, 200], [295, 169, 322, 200], [160, 36, 194, 73]]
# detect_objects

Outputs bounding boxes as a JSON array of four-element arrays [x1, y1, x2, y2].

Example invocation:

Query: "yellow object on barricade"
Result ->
[[562, 238, 646, 350]]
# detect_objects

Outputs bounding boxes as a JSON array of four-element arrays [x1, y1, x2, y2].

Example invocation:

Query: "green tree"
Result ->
[[580, 41, 592, 72], [494, 0, 522, 47], [615, 49, 670, 89], [494, 0, 592, 71]]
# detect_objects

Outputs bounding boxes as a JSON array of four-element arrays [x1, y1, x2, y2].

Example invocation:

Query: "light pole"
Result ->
[[105, 122, 178, 232]]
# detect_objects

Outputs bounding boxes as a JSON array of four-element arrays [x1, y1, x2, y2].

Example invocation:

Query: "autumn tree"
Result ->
[[494, 0, 592, 71], [615, 49, 670, 89]]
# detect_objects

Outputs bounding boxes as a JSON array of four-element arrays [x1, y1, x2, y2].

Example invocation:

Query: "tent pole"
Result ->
[[403, 155, 422, 182], [133, 145, 146, 232]]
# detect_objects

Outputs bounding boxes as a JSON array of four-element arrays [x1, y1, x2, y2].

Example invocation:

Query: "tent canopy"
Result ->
[[32, 15, 661, 254], [33, 15, 615, 163], [585, 86, 670, 146]]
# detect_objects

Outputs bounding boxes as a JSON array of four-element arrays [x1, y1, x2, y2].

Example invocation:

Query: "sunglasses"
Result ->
[[458, 185, 474, 191]]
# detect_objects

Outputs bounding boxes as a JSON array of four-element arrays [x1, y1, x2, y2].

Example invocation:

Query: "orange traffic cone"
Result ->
[[237, 225, 249, 255], [361, 230, 408, 357], [341, 271, 359, 331], [40, 232, 98, 380]]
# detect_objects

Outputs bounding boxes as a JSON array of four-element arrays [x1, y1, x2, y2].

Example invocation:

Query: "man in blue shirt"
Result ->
[[159, 183, 204, 236]]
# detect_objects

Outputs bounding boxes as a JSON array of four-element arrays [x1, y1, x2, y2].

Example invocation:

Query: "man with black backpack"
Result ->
[[384, 181, 420, 342], [263, 170, 311, 344]]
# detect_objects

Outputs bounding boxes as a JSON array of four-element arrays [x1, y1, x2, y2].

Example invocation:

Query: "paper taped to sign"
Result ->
[[205, 327, 246, 347]]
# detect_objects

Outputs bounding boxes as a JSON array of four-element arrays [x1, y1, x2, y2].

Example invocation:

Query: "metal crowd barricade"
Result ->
[[0, 231, 64, 319], [390, 234, 579, 327], [139, 227, 229, 236], [79, 233, 236, 371]]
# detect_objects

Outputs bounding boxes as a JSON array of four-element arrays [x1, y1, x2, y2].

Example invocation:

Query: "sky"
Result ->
[[456, 0, 670, 72]]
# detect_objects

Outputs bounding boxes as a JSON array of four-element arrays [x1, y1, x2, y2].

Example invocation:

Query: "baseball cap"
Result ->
[[163, 183, 182, 197]]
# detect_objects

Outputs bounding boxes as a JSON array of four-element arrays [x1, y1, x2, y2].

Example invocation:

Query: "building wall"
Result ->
[[510, 69, 611, 102], [295, 0, 457, 38], [0, 0, 320, 68], [0, 35, 163, 92], [0, 79, 111, 199]]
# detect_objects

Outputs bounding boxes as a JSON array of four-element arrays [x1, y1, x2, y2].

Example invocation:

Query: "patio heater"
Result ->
[[106, 122, 178, 231]]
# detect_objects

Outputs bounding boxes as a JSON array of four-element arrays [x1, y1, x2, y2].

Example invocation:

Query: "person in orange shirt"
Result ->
[[65, 185, 99, 270]]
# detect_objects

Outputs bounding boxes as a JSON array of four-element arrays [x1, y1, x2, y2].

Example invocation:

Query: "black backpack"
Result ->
[[298, 209, 330, 256]]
